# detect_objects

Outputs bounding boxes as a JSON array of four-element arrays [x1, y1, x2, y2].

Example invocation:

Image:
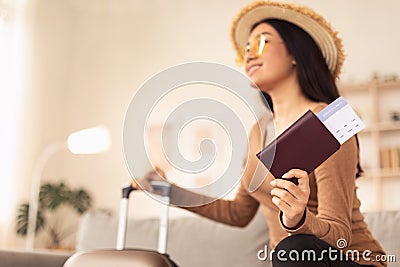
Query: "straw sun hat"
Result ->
[[231, 1, 344, 79]]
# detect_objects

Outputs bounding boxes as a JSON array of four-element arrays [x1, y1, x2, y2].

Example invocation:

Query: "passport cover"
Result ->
[[256, 110, 340, 178]]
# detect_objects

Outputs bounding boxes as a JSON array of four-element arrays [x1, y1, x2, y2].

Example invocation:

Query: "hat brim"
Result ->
[[231, 1, 344, 79]]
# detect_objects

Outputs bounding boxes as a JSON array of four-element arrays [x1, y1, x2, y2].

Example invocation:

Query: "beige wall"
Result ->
[[4, 0, 400, 249]]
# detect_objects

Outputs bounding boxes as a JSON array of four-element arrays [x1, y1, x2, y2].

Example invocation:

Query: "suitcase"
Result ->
[[64, 181, 179, 267]]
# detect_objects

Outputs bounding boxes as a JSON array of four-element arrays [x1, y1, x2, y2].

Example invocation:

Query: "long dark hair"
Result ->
[[253, 19, 362, 177]]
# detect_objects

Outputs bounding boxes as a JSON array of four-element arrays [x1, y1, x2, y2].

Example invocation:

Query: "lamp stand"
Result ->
[[26, 143, 65, 250]]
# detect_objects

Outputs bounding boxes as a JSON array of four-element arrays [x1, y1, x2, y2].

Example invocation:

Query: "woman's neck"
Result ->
[[268, 82, 318, 132]]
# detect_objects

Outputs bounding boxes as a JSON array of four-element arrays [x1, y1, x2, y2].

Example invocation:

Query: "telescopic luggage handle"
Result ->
[[116, 181, 172, 253], [117, 185, 135, 250], [150, 181, 171, 254]]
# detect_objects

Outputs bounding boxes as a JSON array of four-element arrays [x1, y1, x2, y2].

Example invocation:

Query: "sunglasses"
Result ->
[[245, 33, 270, 57], [236, 33, 283, 66]]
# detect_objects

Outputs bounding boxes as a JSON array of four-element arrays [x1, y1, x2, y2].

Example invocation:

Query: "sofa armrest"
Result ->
[[0, 249, 71, 267]]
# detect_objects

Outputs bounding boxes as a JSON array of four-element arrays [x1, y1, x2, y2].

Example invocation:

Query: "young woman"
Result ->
[[133, 2, 387, 266]]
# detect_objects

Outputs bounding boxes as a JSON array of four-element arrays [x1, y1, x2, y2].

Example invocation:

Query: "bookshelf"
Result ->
[[339, 80, 400, 211]]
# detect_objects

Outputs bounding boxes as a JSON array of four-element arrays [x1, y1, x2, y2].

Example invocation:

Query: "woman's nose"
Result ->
[[245, 52, 257, 64]]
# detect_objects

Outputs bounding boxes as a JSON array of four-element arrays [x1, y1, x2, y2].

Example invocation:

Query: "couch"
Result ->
[[2, 208, 399, 267], [74, 208, 400, 267], [75, 206, 270, 267]]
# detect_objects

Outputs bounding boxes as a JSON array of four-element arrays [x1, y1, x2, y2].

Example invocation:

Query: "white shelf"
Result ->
[[361, 122, 400, 133], [340, 80, 400, 211], [339, 80, 400, 92], [362, 169, 400, 179]]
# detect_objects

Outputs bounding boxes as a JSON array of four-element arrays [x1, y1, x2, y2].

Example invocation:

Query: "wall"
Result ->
[[6, 0, 400, 249]]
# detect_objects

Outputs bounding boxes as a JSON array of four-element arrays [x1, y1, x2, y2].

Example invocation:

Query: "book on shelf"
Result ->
[[380, 147, 400, 169], [390, 147, 400, 169]]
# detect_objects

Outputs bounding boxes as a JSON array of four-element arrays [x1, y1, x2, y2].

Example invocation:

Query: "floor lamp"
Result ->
[[26, 126, 110, 250]]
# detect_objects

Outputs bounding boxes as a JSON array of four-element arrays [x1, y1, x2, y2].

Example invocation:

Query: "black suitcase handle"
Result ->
[[122, 185, 135, 199], [122, 180, 171, 199], [149, 180, 171, 197]]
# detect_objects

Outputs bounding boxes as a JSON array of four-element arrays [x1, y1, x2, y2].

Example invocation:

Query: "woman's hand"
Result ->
[[270, 169, 310, 229], [131, 166, 167, 193]]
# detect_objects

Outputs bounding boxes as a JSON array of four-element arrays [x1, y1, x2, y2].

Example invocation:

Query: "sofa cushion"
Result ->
[[363, 210, 400, 266], [77, 208, 270, 267]]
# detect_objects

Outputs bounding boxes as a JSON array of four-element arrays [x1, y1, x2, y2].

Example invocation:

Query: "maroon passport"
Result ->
[[256, 110, 340, 178]]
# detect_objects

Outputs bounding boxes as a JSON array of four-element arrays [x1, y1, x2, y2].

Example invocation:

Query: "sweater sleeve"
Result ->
[[177, 121, 264, 227], [182, 180, 260, 227], [279, 136, 358, 248]]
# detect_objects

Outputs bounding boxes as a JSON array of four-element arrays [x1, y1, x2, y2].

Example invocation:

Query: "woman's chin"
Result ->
[[253, 82, 273, 94], [245, 72, 272, 93], [249, 78, 267, 90], [247, 74, 262, 88]]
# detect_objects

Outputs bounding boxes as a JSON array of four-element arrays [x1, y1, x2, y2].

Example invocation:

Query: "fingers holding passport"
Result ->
[[270, 169, 310, 228]]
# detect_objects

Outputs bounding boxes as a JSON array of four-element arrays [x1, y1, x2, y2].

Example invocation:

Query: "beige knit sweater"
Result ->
[[171, 109, 387, 267]]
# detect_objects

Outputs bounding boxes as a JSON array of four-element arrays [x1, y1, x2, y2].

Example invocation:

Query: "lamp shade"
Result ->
[[67, 126, 110, 154]]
